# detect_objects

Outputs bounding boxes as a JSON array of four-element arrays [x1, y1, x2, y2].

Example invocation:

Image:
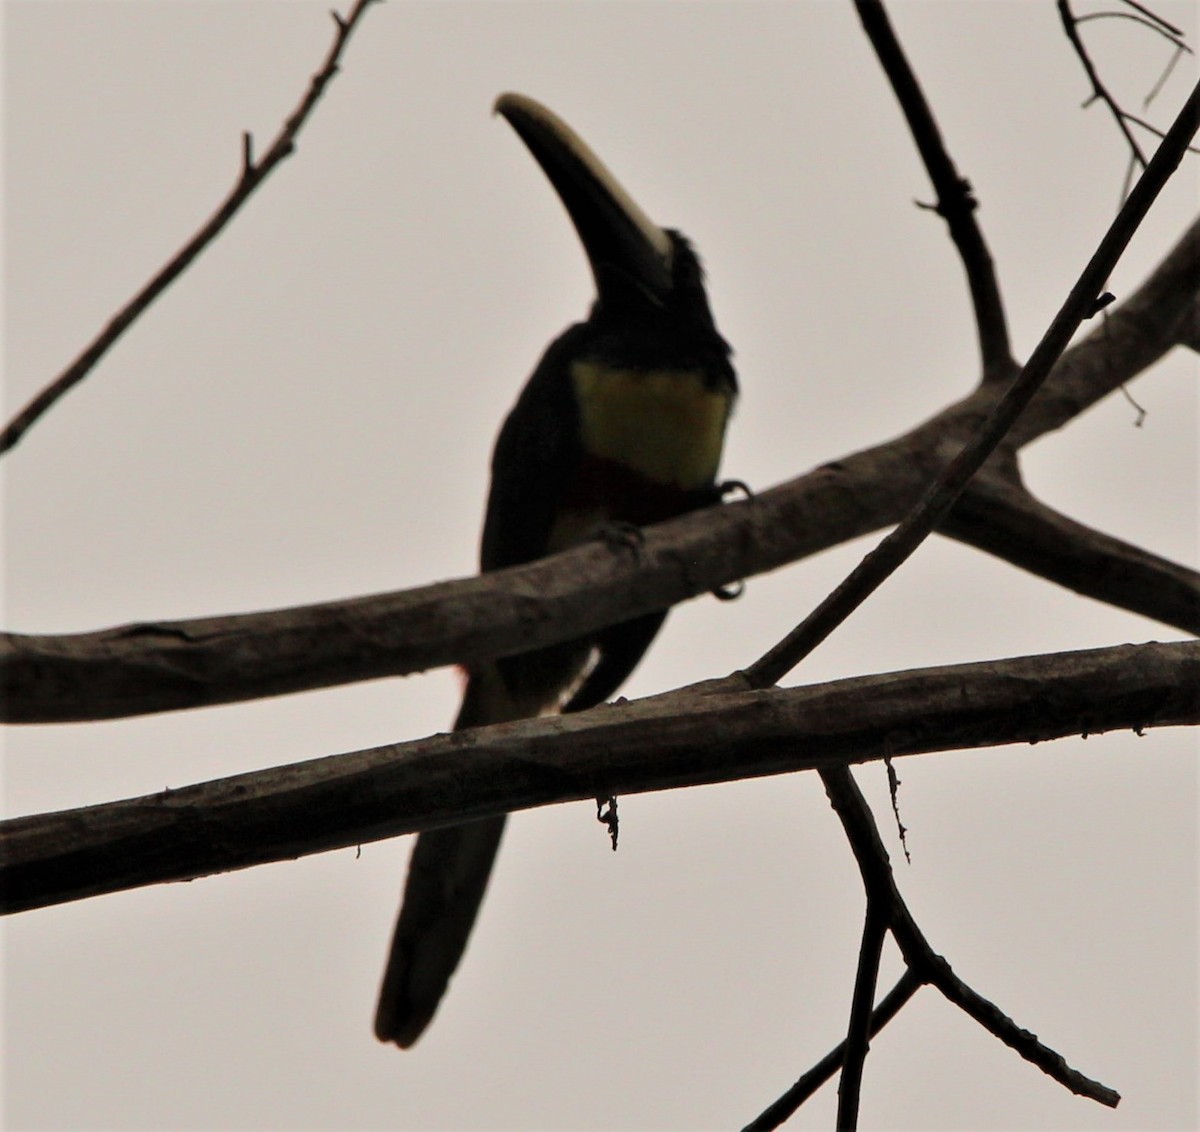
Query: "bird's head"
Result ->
[[494, 93, 723, 339]]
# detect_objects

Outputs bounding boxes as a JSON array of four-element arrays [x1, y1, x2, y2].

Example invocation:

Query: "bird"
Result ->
[[374, 92, 738, 1048]]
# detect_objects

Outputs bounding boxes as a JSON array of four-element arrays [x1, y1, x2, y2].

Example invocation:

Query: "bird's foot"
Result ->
[[716, 478, 753, 502], [709, 479, 751, 600], [596, 520, 645, 556]]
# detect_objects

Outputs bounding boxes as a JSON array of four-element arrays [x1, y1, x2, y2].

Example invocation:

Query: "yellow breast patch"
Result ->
[[570, 360, 731, 490]]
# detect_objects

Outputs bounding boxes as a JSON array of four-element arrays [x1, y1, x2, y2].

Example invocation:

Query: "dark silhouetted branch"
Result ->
[[2, 640, 1195, 914], [836, 898, 888, 1129], [1060, 0, 1152, 167], [742, 971, 922, 1131], [1059, 0, 1199, 169], [1118, 0, 1187, 39], [1010, 215, 1199, 445], [0, 0, 380, 458], [854, 0, 1016, 383], [818, 765, 1122, 1111], [1076, 10, 1191, 54], [945, 470, 1200, 631], [743, 77, 1200, 691], [5, 207, 1196, 725]]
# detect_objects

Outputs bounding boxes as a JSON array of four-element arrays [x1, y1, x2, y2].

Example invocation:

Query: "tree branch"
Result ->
[[0, 0, 381, 458], [1179, 290, 1200, 351], [854, 0, 1016, 382], [944, 468, 1200, 631], [1076, 11, 1192, 54], [742, 971, 923, 1132], [6, 211, 1197, 727], [1060, 0, 1152, 168], [819, 765, 1121, 1109], [744, 77, 1200, 690], [3, 105, 1194, 726], [1011, 214, 1200, 445], [2, 640, 1195, 914], [836, 896, 888, 1129], [1117, 0, 1188, 40]]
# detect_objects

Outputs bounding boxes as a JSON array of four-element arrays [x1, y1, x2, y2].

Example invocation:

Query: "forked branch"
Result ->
[[743, 75, 1200, 691], [740, 12, 1197, 1124]]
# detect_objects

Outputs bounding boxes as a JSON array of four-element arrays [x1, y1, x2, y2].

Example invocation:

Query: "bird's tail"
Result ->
[[372, 670, 525, 1048], [375, 638, 600, 1047], [373, 813, 506, 1047]]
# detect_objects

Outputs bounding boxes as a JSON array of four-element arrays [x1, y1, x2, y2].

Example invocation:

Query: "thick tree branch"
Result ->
[[854, 0, 1016, 382], [745, 79, 1200, 690], [3, 121, 1194, 724], [1180, 289, 1200, 351], [945, 468, 1200, 631], [6, 219, 1197, 726], [2, 640, 1195, 914], [0, 0, 380, 458]]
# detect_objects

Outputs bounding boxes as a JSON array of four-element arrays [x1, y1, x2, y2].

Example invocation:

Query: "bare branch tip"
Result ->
[[1118, 0, 1187, 39]]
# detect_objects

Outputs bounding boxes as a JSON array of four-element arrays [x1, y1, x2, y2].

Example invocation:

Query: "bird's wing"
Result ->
[[479, 327, 586, 573]]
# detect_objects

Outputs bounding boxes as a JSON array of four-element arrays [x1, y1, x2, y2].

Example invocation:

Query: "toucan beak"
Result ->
[[495, 92, 675, 305]]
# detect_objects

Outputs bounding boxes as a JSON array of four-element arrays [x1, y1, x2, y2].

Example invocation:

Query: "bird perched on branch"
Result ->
[[374, 92, 738, 1048]]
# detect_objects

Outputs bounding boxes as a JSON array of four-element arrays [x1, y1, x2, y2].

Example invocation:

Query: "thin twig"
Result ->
[[1119, 0, 1186, 38], [1124, 109, 1200, 151], [1145, 44, 1188, 107], [742, 972, 923, 1132], [0, 0, 381, 458], [1059, 0, 1150, 167], [853, 0, 1016, 383], [819, 766, 1122, 1107], [743, 77, 1200, 691], [837, 899, 889, 1130], [1076, 11, 1191, 53], [918, 942, 1120, 1105]]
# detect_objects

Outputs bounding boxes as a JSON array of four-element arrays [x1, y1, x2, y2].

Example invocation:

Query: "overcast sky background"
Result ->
[[3, 2, 1197, 1129]]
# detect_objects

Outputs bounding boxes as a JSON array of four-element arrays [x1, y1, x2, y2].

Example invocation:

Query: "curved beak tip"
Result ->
[[493, 91, 542, 123], [490, 91, 674, 298]]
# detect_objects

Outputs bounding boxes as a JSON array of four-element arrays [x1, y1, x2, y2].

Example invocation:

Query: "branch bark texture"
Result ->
[[2, 641, 1195, 914], [4, 214, 1197, 723]]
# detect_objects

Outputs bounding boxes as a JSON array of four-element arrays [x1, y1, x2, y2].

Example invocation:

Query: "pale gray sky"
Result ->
[[3, 2, 1197, 1129]]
